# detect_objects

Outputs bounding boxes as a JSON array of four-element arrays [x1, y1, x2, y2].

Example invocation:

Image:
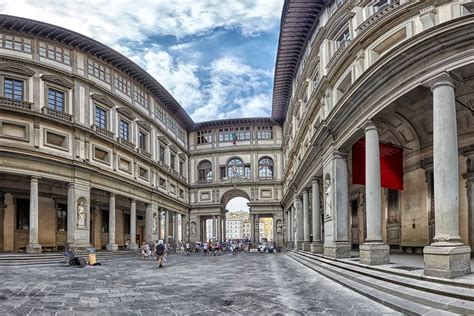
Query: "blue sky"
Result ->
[[1, 0, 284, 122]]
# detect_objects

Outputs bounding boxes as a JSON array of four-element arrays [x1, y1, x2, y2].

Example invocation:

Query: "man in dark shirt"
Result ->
[[156, 240, 166, 268]]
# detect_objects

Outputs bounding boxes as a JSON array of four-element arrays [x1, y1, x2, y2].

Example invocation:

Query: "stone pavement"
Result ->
[[0, 252, 399, 315]]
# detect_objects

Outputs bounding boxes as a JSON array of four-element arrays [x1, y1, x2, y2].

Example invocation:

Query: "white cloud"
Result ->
[[0, 0, 280, 121], [0, 0, 283, 47]]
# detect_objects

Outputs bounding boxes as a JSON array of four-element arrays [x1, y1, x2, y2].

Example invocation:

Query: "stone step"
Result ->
[[286, 250, 474, 314], [285, 251, 451, 315], [0, 251, 138, 266], [288, 249, 474, 300]]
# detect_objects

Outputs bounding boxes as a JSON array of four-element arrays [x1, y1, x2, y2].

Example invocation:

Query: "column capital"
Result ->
[[312, 176, 322, 184], [109, 192, 116, 198], [29, 176, 39, 182], [361, 120, 378, 133], [426, 72, 459, 91]]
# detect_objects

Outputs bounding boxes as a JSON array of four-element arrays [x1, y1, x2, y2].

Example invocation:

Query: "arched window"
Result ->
[[227, 158, 244, 178], [198, 160, 212, 182], [258, 157, 274, 179]]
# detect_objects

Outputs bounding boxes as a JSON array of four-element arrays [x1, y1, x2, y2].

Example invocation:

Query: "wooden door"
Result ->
[[386, 189, 401, 248]]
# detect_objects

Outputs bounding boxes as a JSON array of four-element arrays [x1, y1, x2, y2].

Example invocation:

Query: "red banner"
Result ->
[[352, 139, 404, 190]]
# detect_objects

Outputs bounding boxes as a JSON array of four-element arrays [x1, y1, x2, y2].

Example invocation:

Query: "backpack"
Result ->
[[156, 244, 165, 256]]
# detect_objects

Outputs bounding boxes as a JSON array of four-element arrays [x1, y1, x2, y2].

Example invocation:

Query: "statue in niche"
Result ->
[[190, 222, 196, 236], [325, 175, 332, 216], [276, 220, 283, 234], [77, 199, 86, 227], [153, 213, 157, 233], [185, 221, 190, 236]]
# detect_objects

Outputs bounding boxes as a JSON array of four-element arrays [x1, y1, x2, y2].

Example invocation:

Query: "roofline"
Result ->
[[271, 0, 328, 124], [192, 117, 279, 131], [0, 14, 196, 130]]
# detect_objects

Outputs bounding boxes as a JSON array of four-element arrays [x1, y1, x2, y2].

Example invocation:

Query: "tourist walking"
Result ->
[[156, 240, 166, 268], [141, 241, 150, 260]]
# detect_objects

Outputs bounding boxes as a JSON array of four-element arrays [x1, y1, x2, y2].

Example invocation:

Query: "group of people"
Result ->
[[141, 240, 167, 268]]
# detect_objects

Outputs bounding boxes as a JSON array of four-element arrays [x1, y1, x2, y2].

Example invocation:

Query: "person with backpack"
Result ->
[[156, 240, 166, 268]]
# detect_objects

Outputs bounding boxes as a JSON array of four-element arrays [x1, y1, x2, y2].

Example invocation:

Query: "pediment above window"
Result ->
[[91, 94, 115, 108], [41, 74, 73, 89], [169, 144, 179, 152], [116, 106, 136, 120], [178, 152, 186, 159], [0, 62, 34, 77], [137, 120, 151, 131], [158, 135, 170, 145]]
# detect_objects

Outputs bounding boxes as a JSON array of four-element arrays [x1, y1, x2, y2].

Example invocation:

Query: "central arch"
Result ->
[[220, 189, 251, 210]]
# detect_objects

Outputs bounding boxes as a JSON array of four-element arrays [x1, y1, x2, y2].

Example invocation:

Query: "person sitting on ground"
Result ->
[[156, 240, 166, 268], [125, 238, 130, 251]]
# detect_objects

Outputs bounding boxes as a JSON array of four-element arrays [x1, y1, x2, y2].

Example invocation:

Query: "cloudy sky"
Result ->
[[0, 0, 284, 122]]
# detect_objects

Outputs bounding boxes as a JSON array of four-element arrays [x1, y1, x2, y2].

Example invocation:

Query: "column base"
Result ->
[[302, 241, 311, 251], [311, 242, 323, 253], [423, 245, 471, 279], [129, 243, 139, 252], [359, 243, 390, 265], [106, 243, 118, 252], [323, 242, 351, 259], [294, 241, 303, 250], [26, 243, 42, 254]]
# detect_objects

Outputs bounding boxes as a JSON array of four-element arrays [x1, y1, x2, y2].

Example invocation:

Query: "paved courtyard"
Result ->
[[0, 252, 398, 315]]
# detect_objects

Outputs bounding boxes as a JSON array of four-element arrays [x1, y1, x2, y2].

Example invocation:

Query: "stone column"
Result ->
[[251, 214, 255, 244], [323, 151, 351, 258], [424, 73, 471, 278], [302, 190, 311, 251], [26, 177, 41, 253], [222, 216, 226, 241], [255, 214, 260, 243], [164, 210, 169, 243], [106, 193, 118, 251], [217, 215, 222, 241], [0, 193, 4, 251], [157, 208, 162, 240], [464, 152, 474, 250], [294, 196, 303, 250], [360, 122, 390, 265], [311, 178, 323, 253], [174, 212, 179, 242], [145, 203, 153, 242], [289, 207, 294, 248], [129, 199, 138, 251], [211, 215, 216, 239]]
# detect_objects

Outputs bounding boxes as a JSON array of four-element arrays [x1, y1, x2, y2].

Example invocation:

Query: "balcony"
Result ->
[[356, 0, 401, 32], [327, 40, 350, 70], [42, 107, 73, 122], [137, 147, 152, 159], [118, 137, 135, 150], [0, 97, 32, 110], [91, 124, 114, 139]]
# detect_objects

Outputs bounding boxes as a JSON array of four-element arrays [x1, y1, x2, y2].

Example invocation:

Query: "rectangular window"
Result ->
[[38, 42, 71, 65], [119, 119, 129, 140], [16, 198, 29, 230], [257, 126, 273, 139], [197, 130, 212, 144], [4, 78, 24, 101], [335, 28, 351, 49], [87, 59, 111, 83], [139, 130, 147, 150], [159, 144, 165, 163], [170, 152, 176, 170], [47, 88, 65, 112], [220, 166, 226, 179], [133, 86, 148, 108], [95, 106, 108, 129], [244, 165, 251, 178], [114, 73, 132, 96], [1, 35, 32, 53], [156, 106, 165, 123], [179, 159, 184, 176], [57, 203, 67, 232]]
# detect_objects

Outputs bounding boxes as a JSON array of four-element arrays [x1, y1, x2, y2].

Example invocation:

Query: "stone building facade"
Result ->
[[278, 0, 474, 278], [1, 0, 474, 279]]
